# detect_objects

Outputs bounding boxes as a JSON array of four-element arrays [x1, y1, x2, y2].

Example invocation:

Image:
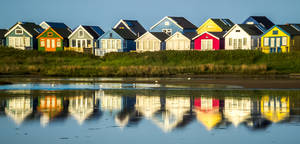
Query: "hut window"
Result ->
[[15, 28, 23, 35], [109, 33, 113, 38], [273, 30, 278, 35], [246, 22, 254, 25], [72, 40, 76, 47], [79, 30, 84, 38], [25, 38, 30, 47], [57, 39, 61, 47], [87, 40, 91, 47], [48, 32, 53, 37], [162, 29, 172, 35], [243, 38, 247, 46], [41, 39, 45, 47], [282, 37, 287, 46], [165, 21, 170, 26], [229, 38, 233, 46], [119, 27, 125, 29], [264, 37, 269, 46], [236, 30, 240, 32]]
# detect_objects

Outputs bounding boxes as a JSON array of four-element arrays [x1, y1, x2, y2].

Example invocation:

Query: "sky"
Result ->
[[1, 0, 300, 31]]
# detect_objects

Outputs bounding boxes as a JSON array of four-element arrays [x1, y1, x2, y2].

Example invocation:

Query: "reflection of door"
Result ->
[[46, 39, 56, 52]]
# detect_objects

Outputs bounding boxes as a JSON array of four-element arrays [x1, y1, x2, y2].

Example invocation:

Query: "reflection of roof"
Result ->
[[224, 98, 251, 127], [5, 97, 32, 125], [196, 110, 222, 131], [261, 96, 290, 123], [68, 96, 94, 125]]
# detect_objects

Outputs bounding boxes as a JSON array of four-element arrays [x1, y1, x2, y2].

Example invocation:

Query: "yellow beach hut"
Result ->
[[261, 24, 300, 53]]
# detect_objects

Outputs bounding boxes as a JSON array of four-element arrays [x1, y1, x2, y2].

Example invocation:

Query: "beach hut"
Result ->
[[113, 19, 147, 36], [224, 24, 263, 50], [196, 18, 234, 34], [150, 16, 197, 36], [260, 24, 300, 53], [36, 27, 72, 52], [5, 22, 43, 50], [193, 32, 226, 51], [135, 32, 169, 52], [165, 32, 197, 50], [68, 25, 104, 54], [96, 28, 137, 56]]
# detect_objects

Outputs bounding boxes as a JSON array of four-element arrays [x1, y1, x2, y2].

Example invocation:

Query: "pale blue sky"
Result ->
[[1, 0, 300, 31]]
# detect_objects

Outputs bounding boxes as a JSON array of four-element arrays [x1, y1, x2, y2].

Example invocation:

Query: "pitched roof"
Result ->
[[183, 32, 198, 39], [113, 29, 137, 40], [238, 24, 263, 36], [248, 16, 275, 30], [168, 16, 197, 29], [21, 22, 44, 37], [52, 27, 72, 38], [82, 26, 104, 39], [277, 24, 300, 36], [43, 22, 70, 29], [150, 32, 170, 41], [209, 32, 227, 38], [211, 19, 235, 31], [0, 29, 8, 39], [122, 20, 147, 35]]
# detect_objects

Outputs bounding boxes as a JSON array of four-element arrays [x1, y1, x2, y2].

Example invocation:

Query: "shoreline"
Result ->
[[1, 74, 300, 89]]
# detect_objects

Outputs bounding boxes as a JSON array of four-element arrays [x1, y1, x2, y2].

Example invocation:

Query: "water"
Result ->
[[0, 79, 300, 144]]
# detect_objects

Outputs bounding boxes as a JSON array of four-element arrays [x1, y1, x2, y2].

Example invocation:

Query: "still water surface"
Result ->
[[0, 81, 299, 144]]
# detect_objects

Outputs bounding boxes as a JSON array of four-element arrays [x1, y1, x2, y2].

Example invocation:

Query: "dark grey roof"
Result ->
[[209, 32, 227, 38], [183, 32, 198, 39], [0, 29, 8, 39], [211, 19, 235, 31], [249, 16, 275, 30], [150, 32, 170, 41], [238, 24, 263, 36], [82, 26, 104, 39], [278, 24, 300, 36], [44, 22, 69, 29], [169, 16, 197, 29], [20, 22, 43, 37], [113, 29, 137, 40], [52, 27, 72, 38], [123, 20, 147, 36]]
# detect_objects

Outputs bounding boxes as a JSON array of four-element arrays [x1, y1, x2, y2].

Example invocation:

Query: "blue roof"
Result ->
[[90, 26, 104, 36], [45, 22, 69, 29]]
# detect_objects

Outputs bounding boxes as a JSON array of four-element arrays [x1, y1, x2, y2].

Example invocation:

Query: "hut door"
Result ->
[[46, 39, 56, 52], [276, 38, 281, 52], [270, 38, 275, 53]]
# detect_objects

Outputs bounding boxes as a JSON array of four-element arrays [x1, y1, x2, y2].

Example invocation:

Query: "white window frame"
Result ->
[[264, 37, 269, 46], [15, 28, 23, 35], [282, 37, 287, 46], [162, 29, 172, 35], [79, 30, 84, 38]]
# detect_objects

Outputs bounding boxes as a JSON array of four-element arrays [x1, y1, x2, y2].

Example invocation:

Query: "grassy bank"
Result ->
[[0, 46, 300, 77]]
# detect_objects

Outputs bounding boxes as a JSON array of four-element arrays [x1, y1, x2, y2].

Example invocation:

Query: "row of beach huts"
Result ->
[[1, 16, 300, 56]]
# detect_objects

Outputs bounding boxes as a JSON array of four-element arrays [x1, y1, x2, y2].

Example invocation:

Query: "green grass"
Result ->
[[1, 46, 300, 77]]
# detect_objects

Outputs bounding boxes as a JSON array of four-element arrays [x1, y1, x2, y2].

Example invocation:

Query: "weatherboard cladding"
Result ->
[[211, 19, 234, 31]]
